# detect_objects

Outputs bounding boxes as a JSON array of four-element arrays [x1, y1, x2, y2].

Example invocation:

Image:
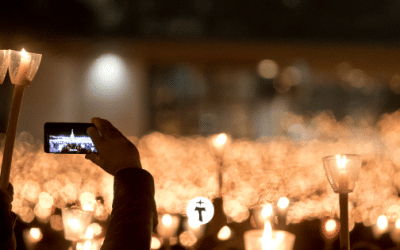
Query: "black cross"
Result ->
[[197, 199, 204, 206]]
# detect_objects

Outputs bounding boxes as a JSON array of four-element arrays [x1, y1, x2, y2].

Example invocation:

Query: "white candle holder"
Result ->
[[244, 229, 295, 250], [0, 50, 10, 84], [61, 207, 93, 241], [323, 154, 362, 193], [323, 154, 362, 250], [8, 49, 42, 85]]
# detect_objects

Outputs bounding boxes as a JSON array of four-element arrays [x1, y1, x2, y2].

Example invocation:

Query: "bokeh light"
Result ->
[[217, 225, 232, 241], [257, 59, 279, 79], [151, 236, 162, 249], [86, 53, 129, 99], [179, 230, 198, 247], [30, 227, 43, 241]]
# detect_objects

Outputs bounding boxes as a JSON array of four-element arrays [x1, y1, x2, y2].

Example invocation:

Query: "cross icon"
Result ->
[[197, 199, 204, 206]]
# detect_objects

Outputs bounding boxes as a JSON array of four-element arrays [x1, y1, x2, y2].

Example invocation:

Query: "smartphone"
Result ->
[[44, 122, 97, 154]]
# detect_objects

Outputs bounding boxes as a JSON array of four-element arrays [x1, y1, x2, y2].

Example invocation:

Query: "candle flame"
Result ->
[[20, 48, 30, 59], [335, 155, 348, 170], [262, 204, 273, 218], [216, 133, 227, 146]]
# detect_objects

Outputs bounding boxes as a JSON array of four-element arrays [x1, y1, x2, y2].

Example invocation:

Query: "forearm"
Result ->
[[101, 168, 158, 250]]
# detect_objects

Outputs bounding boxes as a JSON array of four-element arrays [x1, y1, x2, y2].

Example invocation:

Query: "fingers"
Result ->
[[87, 126, 102, 145], [91, 117, 111, 138], [85, 153, 105, 168]]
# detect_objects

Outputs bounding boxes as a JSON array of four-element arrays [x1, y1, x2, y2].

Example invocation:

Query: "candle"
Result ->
[[16, 49, 31, 85], [336, 155, 349, 193]]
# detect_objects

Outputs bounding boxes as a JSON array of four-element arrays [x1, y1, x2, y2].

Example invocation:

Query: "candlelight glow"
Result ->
[[262, 204, 273, 218], [162, 214, 172, 226], [151, 236, 162, 249], [5, 110, 400, 223], [179, 231, 198, 247], [325, 219, 337, 232], [215, 133, 228, 146], [396, 219, 400, 229], [377, 215, 388, 230], [218, 226, 232, 241], [277, 197, 290, 209], [261, 221, 273, 250], [30, 227, 42, 241], [335, 155, 348, 170], [20, 49, 29, 59], [68, 218, 81, 230]]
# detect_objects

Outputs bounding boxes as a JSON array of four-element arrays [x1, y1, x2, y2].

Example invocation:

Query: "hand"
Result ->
[[85, 117, 142, 176]]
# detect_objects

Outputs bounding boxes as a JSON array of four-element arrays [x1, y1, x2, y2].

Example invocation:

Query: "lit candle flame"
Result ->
[[20, 48, 30, 59], [216, 133, 227, 146], [335, 155, 348, 170], [262, 204, 273, 218], [325, 219, 337, 233], [67, 218, 81, 230]]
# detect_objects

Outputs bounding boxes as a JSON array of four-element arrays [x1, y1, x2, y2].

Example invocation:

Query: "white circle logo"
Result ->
[[186, 197, 214, 225]]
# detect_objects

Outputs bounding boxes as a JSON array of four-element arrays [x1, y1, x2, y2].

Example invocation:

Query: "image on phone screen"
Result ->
[[44, 122, 97, 154]]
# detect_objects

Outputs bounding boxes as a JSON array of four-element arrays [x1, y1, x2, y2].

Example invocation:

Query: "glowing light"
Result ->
[[38, 192, 54, 209], [87, 53, 128, 99], [277, 197, 290, 209], [335, 155, 348, 170], [188, 219, 201, 229], [396, 219, 400, 229], [30, 228, 42, 241], [179, 231, 198, 247], [80, 192, 96, 212], [213, 133, 227, 148], [218, 226, 232, 241], [261, 221, 273, 249], [377, 215, 388, 230], [83, 240, 91, 250], [257, 59, 279, 79], [87, 223, 103, 237], [68, 218, 81, 230], [20, 48, 29, 59], [162, 214, 172, 226], [262, 204, 273, 218], [325, 219, 337, 232], [151, 236, 162, 249], [85, 226, 94, 239]]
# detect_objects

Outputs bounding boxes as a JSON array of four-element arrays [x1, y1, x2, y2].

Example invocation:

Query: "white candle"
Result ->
[[338, 170, 350, 193], [336, 155, 350, 193], [16, 49, 31, 85]]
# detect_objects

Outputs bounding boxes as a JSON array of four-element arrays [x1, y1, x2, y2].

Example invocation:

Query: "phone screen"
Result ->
[[44, 122, 97, 154]]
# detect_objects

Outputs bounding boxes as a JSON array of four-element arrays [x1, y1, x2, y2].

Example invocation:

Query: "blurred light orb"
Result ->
[[325, 219, 337, 232], [377, 215, 388, 230], [257, 59, 279, 79], [30, 227, 43, 241], [151, 236, 162, 249], [215, 133, 227, 146], [188, 218, 201, 229], [87, 53, 128, 98], [179, 231, 198, 247], [262, 204, 273, 218], [38, 192, 53, 209], [277, 197, 290, 209], [396, 219, 400, 229], [162, 214, 173, 226], [68, 218, 81, 230], [218, 226, 232, 241], [80, 192, 96, 211]]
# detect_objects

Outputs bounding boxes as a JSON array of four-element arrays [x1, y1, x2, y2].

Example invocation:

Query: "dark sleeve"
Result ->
[[100, 168, 158, 250]]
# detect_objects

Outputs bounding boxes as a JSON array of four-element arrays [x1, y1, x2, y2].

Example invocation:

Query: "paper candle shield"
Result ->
[[8, 49, 42, 85], [244, 229, 296, 250], [61, 208, 93, 241], [0, 50, 10, 84]]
